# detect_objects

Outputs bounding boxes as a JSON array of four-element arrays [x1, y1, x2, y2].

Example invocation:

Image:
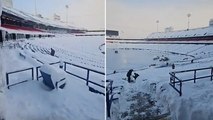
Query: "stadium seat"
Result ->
[[40, 64, 66, 90]]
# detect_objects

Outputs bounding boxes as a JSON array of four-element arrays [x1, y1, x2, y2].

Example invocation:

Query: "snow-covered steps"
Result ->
[[3, 77, 104, 120]]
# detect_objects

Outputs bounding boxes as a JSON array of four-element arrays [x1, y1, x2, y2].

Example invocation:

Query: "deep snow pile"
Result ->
[[0, 34, 105, 120], [107, 42, 213, 120]]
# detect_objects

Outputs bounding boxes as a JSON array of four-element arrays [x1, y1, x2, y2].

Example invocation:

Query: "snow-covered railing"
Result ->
[[169, 66, 213, 96], [36, 61, 105, 95], [169, 72, 182, 96], [106, 79, 123, 118], [6, 67, 34, 89], [6, 61, 59, 89], [5, 61, 105, 95], [64, 61, 105, 89]]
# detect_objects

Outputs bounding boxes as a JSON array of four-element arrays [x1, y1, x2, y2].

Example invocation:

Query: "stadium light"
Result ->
[[34, 0, 37, 15], [66, 5, 69, 24], [156, 20, 159, 32], [187, 13, 191, 30]]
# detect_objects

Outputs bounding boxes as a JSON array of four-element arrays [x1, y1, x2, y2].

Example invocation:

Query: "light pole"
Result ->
[[34, 0, 37, 15], [187, 13, 191, 30], [65, 5, 69, 24], [156, 20, 159, 32]]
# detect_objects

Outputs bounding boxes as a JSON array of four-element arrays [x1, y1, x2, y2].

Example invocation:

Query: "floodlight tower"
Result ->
[[187, 13, 191, 30], [156, 20, 159, 32], [65, 5, 69, 24], [34, 0, 37, 15]]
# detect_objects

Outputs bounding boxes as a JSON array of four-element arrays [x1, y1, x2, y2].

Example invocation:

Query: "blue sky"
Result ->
[[107, 0, 213, 38], [12, 0, 104, 29]]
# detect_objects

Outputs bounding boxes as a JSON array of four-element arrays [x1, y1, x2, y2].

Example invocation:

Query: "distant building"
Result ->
[[53, 14, 60, 21], [2, 0, 13, 8], [106, 30, 119, 37], [80, 30, 104, 36], [36, 14, 43, 18], [165, 27, 174, 32], [209, 19, 213, 27]]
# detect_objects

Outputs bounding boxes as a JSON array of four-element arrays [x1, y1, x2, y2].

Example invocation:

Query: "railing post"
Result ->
[[110, 82, 113, 94], [86, 70, 89, 86], [32, 68, 34, 80], [211, 68, 213, 81], [6, 73, 9, 89], [170, 72, 175, 87], [36, 67, 39, 81], [173, 73, 175, 87], [64, 62, 66, 71], [194, 70, 196, 83], [106, 91, 110, 118], [180, 81, 182, 96]]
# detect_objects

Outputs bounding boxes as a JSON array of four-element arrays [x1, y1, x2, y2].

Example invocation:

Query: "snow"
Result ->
[[40, 63, 66, 87], [107, 42, 213, 120], [4, 76, 103, 120], [0, 35, 104, 120]]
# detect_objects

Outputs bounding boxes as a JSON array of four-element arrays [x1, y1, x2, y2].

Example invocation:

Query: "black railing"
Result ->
[[169, 66, 213, 96], [6, 61, 105, 95], [6, 61, 59, 89], [106, 80, 113, 118], [169, 72, 182, 96], [64, 61, 105, 89], [106, 79, 123, 118], [6, 67, 34, 89]]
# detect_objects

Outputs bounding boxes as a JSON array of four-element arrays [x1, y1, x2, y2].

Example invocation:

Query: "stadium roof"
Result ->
[[2, 6, 78, 30]]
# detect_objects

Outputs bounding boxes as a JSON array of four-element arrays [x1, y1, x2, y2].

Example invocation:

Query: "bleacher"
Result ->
[[0, 6, 86, 42], [147, 20, 213, 41]]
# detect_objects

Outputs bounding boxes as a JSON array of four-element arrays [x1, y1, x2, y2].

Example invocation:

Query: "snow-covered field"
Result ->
[[107, 42, 213, 120], [0, 34, 105, 120]]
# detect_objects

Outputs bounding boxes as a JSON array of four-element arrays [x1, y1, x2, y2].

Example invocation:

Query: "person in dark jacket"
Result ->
[[50, 48, 55, 56], [172, 64, 175, 69], [126, 69, 134, 83]]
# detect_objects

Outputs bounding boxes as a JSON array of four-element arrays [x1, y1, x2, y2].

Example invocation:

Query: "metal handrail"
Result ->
[[6, 67, 34, 89], [169, 66, 213, 96], [173, 66, 213, 73], [64, 61, 105, 89]]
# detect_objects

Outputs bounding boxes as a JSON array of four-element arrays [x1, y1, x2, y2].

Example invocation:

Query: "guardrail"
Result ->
[[6, 67, 34, 89], [6, 61, 105, 96], [64, 61, 105, 89], [36, 61, 105, 95], [106, 79, 123, 118], [169, 66, 213, 96], [6, 62, 59, 89]]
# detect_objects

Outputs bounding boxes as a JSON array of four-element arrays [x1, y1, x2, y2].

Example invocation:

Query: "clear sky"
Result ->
[[12, 0, 104, 29], [107, 0, 213, 38]]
